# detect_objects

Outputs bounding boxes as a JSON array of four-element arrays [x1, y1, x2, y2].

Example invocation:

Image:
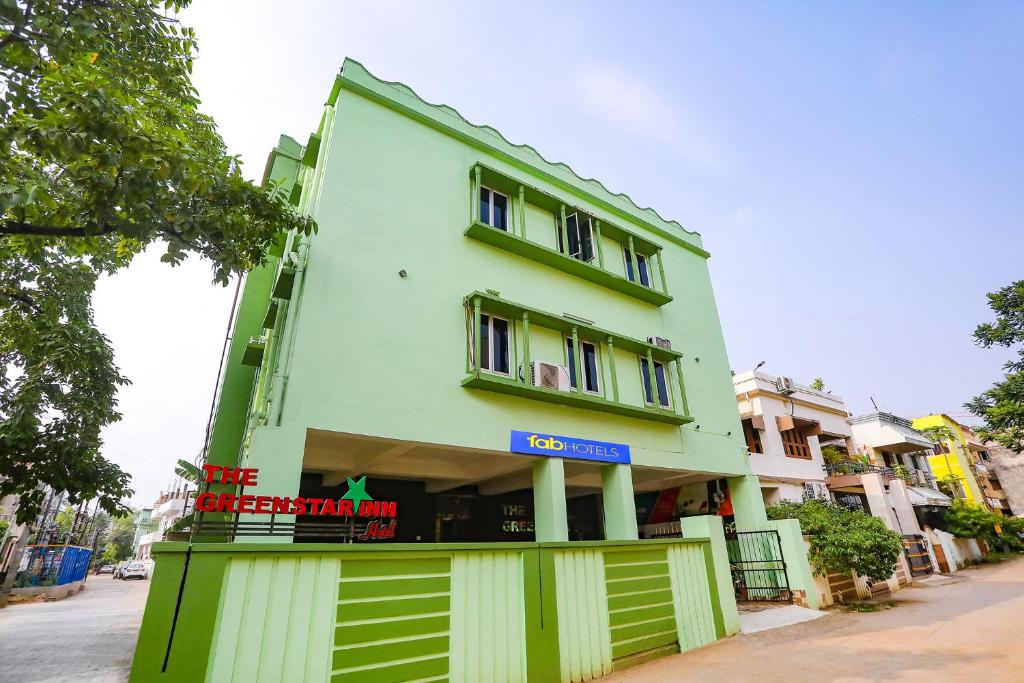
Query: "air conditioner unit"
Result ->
[[531, 361, 571, 391], [776, 376, 796, 395], [647, 336, 673, 350]]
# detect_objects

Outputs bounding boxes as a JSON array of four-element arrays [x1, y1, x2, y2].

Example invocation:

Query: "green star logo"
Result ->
[[342, 476, 374, 512]]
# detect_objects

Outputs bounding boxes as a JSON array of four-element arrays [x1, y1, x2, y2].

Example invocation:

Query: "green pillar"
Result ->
[[656, 251, 668, 293], [674, 359, 690, 416], [645, 349, 659, 406], [521, 312, 531, 383], [767, 518, 820, 610], [237, 425, 308, 544], [601, 464, 638, 540], [627, 235, 640, 284], [533, 458, 568, 542], [727, 474, 769, 532], [606, 336, 619, 402], [593, 220, 605, 268], [559, 204, 567, 253], [473, 296, 482, 372], [571, 327, 582, 394], [472, 165, 481, 224], [518, 185, 526, 239], [680, 515, 740, 636]]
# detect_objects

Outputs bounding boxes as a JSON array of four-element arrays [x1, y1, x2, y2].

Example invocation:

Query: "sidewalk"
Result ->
[[600, 557, 1024, 682]]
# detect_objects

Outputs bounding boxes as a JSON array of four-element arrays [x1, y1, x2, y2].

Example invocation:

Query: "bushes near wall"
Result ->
[[943, 499, 1024, 550], [767, 499, 904, 583]]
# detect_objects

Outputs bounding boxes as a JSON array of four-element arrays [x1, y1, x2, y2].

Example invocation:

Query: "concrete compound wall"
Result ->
[[926, 528, 984, 572], [9, 579, 85, 601]]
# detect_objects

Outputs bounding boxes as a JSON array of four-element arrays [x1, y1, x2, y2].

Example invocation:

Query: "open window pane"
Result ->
[[566, 214, 580, 257], [563, 213, 594, 262], [624, 247, 634, 281]]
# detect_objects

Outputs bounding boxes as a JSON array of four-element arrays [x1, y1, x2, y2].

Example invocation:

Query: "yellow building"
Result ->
[[912, 414, 986, 507]]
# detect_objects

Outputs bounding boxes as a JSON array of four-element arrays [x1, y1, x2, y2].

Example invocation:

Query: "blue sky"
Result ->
[[96, 1, 1023, 504]]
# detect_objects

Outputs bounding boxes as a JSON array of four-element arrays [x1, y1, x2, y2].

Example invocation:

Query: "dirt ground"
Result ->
[[603, 557, 1024, 682]]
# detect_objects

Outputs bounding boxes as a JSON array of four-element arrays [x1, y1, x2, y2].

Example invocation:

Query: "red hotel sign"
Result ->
[[194, 466, 398, 538]]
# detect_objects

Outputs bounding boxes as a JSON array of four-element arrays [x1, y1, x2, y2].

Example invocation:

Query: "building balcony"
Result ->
[[466, 163, 681, 307], [462, 291, 693, 426], [462, 372, 690, 425], [153, 496, 186, 520], [465, 221, 672, 306], [824, 461, 935, 489]]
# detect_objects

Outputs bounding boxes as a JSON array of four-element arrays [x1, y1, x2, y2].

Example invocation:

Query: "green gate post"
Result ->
[[680, 516, 739, 637], [767, 518, 820, 609]]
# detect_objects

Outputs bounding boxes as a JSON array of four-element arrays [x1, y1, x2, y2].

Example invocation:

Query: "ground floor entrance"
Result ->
[[725, 529, 793, 603]]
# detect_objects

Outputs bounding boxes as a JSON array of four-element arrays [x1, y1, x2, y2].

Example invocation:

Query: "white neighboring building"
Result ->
[[136, 490, 191, 560], [848, 411, 952, 530], [733, 370, 855, 506]]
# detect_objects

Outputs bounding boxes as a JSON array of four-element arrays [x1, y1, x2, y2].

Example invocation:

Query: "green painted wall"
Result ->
[[133, 538, 724, 683], [237, 59, 756, 510]]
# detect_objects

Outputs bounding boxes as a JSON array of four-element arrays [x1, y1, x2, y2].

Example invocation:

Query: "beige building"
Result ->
[[985, 442, 1024, 516], [734, 370, 854, 506]]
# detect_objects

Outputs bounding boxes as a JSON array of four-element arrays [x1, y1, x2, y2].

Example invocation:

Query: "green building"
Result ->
[[131, 59, 797, 683]]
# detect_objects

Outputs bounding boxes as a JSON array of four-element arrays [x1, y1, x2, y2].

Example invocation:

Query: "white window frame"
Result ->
[[479, 185, 509, 231], [639, 357, 672, 408], [473, 313, 512, 377], [562, 212, 594, 262], [564, 336, 602, 395]]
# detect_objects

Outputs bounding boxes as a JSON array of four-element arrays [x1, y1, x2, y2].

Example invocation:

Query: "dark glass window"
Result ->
[[479, 187, 490, 225], [624, 248, 651, 287], [640, 357, 670, 407], [581, 341, 600, 393], [477, 314, 510, 375], [565, 338, 600, 393], [491, 317, 509, 374], [479, 186, 507, 230], [565, 337, 577, 388], [637, 253, 650, 286], [479, 314, 491, 370]]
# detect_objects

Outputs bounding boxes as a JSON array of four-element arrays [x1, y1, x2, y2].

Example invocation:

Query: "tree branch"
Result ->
[[0, 221, 120, 237], [0, 288, 42, 312]]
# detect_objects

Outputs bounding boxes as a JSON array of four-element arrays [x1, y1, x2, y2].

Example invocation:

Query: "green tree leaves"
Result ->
[[1, 1, 314, 523], [966, 281, 1024, 452], [767, 499, 904, 583]]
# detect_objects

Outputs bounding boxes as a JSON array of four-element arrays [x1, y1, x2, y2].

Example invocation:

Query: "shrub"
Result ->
[[944, 500, 1024, 550], [767, 499, 904, 583]]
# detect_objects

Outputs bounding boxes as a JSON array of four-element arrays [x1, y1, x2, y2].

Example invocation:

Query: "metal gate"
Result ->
[[902, 534, 933, 577], [725, 530, 792, 603]]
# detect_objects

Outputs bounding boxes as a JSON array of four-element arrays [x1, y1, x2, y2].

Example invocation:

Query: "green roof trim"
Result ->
[[330, 58, 709, 259]]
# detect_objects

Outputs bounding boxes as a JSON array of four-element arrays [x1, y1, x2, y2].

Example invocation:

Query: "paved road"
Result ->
[[0, 576, 150, 683], [606, 557, 1024, 682]]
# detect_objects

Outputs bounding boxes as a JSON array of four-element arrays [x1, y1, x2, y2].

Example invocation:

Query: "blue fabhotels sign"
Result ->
[[510, 430, 630, 464]]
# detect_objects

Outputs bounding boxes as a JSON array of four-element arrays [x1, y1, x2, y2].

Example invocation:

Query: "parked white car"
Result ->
[[119, 561, 147, 580]]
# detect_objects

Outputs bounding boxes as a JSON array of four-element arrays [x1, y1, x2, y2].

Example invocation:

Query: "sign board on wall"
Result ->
[[509, 430, 630, 464]]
